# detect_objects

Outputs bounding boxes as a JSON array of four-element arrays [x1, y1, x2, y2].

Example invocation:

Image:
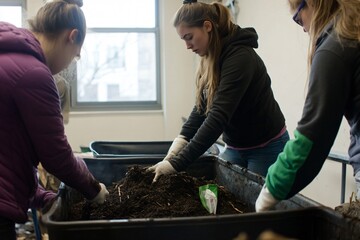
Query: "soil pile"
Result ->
[[67, 165, 251, 220]]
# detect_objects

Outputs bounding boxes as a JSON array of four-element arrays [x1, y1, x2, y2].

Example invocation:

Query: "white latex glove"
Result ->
[[74, 152, 94, 159], [147, 160, 177, 182], [164, 135, 188, 161], [255, 184, 279, 212], [90, 183, 109, 204], [355, 171, 360, 200]]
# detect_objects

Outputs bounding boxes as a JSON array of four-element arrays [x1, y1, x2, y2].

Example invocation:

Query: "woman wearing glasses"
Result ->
[[148, 0, 289, 181], [256, 0, 360, 211], [0, 1, 109, 238]]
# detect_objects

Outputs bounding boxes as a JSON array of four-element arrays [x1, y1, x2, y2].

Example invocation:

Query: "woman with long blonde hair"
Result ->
[[149, 0, 288, 182], [256, 0, 360, 212]]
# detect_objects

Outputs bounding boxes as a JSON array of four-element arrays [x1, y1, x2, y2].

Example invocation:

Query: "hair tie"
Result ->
[[183, 0, 197, 4]]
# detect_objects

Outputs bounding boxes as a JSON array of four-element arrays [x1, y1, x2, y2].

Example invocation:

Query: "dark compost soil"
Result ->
[[67, 165, 251, 220]]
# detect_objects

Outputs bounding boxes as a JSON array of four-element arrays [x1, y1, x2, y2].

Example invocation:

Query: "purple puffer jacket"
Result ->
[[0, 22, 100, 223]]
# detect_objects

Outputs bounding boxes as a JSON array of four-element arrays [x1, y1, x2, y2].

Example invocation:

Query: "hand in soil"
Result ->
[[67, 165, 250, 220]]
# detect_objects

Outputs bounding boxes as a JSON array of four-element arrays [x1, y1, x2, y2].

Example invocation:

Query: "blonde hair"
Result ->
[[173, 2, 236, 113], [28, 0, 86, 44], [335, 0, 360, 42], [289, 0, 360, 65]]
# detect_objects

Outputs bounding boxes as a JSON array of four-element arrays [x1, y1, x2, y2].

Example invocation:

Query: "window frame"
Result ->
[[70, 0, 161, 112], [0, 0, 26, 27]]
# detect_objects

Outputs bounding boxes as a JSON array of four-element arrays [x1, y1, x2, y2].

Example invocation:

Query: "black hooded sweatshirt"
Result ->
[[171, 26, 286, 171]]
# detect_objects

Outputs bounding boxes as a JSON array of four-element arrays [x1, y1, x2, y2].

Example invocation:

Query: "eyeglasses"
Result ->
[[292, 0, 306, 26]]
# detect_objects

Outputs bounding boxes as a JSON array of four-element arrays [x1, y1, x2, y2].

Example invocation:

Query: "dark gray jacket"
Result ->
[[266, 24, 360, 200]]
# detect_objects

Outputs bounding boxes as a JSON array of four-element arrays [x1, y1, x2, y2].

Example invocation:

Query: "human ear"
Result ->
[[68, 29, 79, 44], [203, 20, 212, 33]]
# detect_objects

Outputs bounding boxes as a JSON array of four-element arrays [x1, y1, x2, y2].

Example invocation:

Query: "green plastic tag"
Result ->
[[199, 184, 218, 214]]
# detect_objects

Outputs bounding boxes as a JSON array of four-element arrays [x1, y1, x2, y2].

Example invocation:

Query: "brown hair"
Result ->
[[28, 0, 86, 44], [173, 2, 236, 113]]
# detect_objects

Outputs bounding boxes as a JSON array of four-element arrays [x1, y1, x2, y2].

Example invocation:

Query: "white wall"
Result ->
[[27, 0, 355, 208]]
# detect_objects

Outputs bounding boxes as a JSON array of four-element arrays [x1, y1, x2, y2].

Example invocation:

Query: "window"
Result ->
[[0, 0, 24, 27], [71, 0, 161, 111]]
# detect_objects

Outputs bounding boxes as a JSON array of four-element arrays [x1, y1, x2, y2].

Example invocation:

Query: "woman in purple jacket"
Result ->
[[0, 0, 108, 238]]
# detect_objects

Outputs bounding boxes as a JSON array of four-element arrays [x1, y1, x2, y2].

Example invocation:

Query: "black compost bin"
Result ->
[[89, 141, 172, 158], [41, 156, 358, 240], [89, 140, 220, 158]]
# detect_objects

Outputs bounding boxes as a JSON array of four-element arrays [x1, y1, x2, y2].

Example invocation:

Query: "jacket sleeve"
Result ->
[[171, 47, 258, 171], [29, 184, 57, 209], [14, 67, 100, 200], [180, 106, 206, 141], [266, 49, 351, 200]]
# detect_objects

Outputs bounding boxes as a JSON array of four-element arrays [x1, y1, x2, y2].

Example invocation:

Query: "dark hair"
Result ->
[[28, 0, 86, 44], [183, 0, 197, 4]]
